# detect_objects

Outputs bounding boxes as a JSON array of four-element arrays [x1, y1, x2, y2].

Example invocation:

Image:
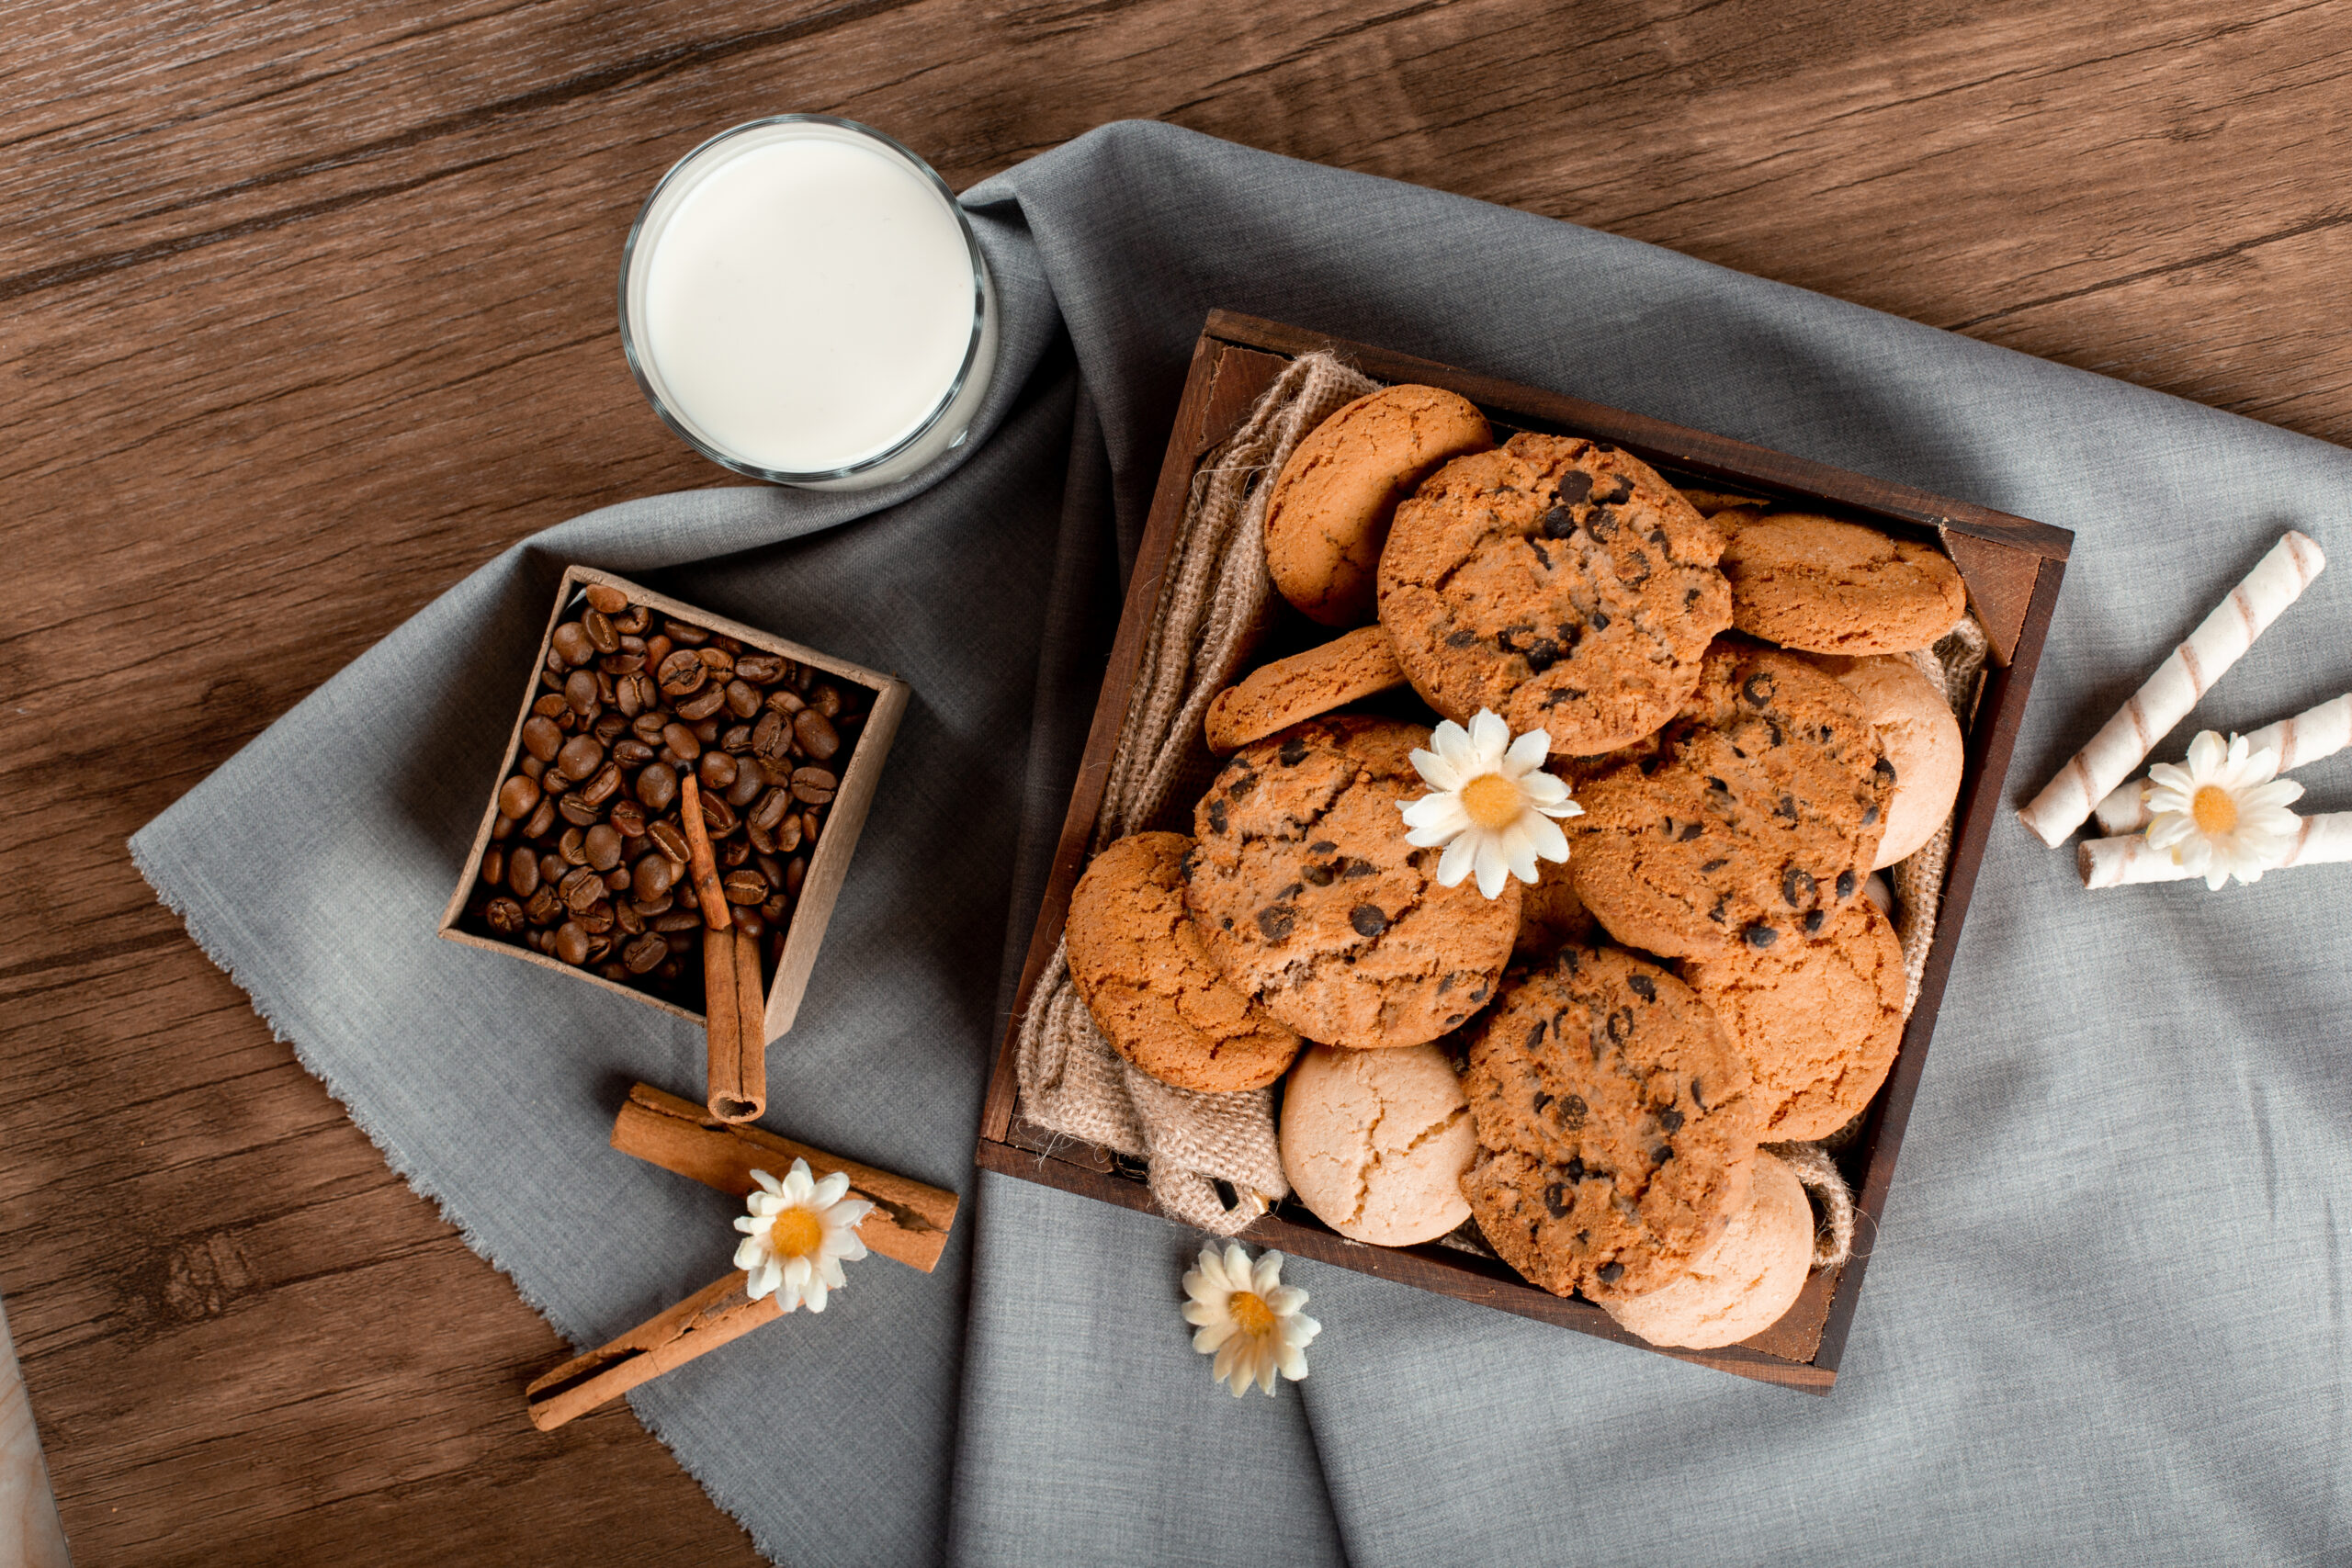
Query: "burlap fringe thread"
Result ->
[[1013, 354, 1380, 1235], [1013, 349, 1988, 1260]]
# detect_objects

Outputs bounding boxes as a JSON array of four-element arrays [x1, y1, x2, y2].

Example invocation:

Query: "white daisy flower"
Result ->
[[731, 1159, 875, 1313], [2143, 729, 2303, 891], [1181, 1243, 1321, 1397], [1397, 709, 1583, 899]]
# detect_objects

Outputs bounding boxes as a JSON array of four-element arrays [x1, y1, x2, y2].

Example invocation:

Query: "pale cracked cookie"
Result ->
[[1680, 895, 1905, 1142], [1185, 716, 1520, 1049], [1378, 433, 1734, 756], [1601, 1149, 1814, 1348], [1808, 653, 1966, 869], [1264, 384, 1495, 627], [1065, 832, 1302, 1092], [1204, 626, 1407, 754], [1569, 638, 1894, 959], [1461, 943, 1758, 1301], [1280, 1043, 1476, 1246], [1715, 509, 1967, 655]]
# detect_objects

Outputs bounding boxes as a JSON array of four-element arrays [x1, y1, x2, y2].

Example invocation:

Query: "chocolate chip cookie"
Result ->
[[1065, 832, 1303, 1092], [1681, 895, 1905, 1142], [1377, 433, 1733, 756], [1715, 510, 1967, 654], [1184, 716, 1520, 1049], [1461, 943, 1758, 1300], [1204, 626, 1407, 754], [1568, 639, 1894, 959]]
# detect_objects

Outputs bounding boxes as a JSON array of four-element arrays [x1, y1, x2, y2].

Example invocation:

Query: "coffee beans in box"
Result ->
[[442, 569, 906, 1032]]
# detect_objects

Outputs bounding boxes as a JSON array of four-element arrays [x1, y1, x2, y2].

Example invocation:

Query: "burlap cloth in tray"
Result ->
[[1015, 351, 1991, 1251]]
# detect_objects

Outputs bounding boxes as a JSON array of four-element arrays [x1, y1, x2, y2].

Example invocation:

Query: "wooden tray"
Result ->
[[975, 310, 2071, 1393], [436, 564, 910, 1044]]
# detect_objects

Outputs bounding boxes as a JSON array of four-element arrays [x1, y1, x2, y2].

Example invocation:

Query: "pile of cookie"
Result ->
[[1063, 383, 1969, 1351]]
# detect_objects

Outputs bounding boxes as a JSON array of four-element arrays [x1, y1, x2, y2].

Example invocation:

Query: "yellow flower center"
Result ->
[[2191, 784, 2239, 837], [1228, 1290, 1277, 1338], [1460, 773, 1524, 830], [769, 1207, 825, 1260]]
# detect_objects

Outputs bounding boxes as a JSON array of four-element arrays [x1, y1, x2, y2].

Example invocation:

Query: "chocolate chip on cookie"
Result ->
[[1460, 943, 1758, 1300], [1184, 716, 1519, 1049], [1377, 434, 1734, 756]]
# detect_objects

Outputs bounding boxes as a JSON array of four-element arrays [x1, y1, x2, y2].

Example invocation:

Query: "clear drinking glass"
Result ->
[[618, 116, 1000, 491]]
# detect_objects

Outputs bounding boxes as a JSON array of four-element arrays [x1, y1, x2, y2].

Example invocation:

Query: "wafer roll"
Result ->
[[2078, 811, 2352, 888], [2021, 532, 2325, 846], [2092, 693, 2352, 834]]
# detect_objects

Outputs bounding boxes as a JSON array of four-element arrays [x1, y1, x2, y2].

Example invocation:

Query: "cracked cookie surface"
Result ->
[[1461, 943, 1758, 1301], [1065, 831, 1303, 1092], [1377, 433, 1733, 756], [1280, 1043, 1476, 1245], [1568, 638, 1894, 960], [1184, 715, 1520, 1049], [1715, 509, 1967, 654], [1264, 383, 1495, 627], [1681, 895, 1905, 1142]]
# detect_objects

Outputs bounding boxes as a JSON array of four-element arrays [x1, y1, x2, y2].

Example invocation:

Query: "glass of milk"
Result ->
[[619, 116, 1000, 491]]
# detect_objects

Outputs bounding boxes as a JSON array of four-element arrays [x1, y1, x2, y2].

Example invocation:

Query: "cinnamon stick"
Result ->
[[677, 773, 732, 931], [526, 1269, 777, 1431], [703, 926, 758, 1123], [611, 1081, 958, 1272]]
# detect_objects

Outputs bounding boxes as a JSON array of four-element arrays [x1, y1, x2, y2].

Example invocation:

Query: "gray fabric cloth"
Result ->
[[130, 120, 2349, 1566]]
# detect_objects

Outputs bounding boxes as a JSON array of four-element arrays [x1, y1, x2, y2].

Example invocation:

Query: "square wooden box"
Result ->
[[976, 312, 2072, 1393], [436, 564, 910, 1044]]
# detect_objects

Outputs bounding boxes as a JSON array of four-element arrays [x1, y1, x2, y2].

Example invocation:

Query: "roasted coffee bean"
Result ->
[[661, 721, 701, 761], [583, 823, 623, 871], [580, 761, 624, 807], [721, 723, 754, 754], [755, 852, 786, 887], [735, 654, 783, 683], [652, 909, 704, 934], [691, 714, 720, 743], [643, 632, 672, 670], [785, 856, 808, 897], [632, 888, 676, 918], [750, 788, 792, 833], [497, 774, 542, 819], [668, 620, 710, 648], [526, 886, 564, 926], [485, 896, 526, 934], [723, 870, 768, 905], [648, 820, 692, 863], [791, 767, 838, 804], [699, 794, 739, 836], [554, 921, 592, 965], [507, 845, 542, 896], [719, 836, 751, 869], [593, 713, 628, 744], [762, 893, 790, 924], [559, 827, 588, 864], [558, 792, 601, 828], [584, 584, 628, 615], [524, 796, 559, 840], [614, 902, 645, 936], [810, 682, 842, 718], [594, 671, 617, 707], [658, 649, 707, 697], [734, 908, 765, 940], [698, 750, 739, 792], [675, 683, 727, 721], [794, 709, 840, 761], [533, 693, 569, 720], [766, 688, 806, 716], [479, 846, 508, 889], [725, 766, 763, 809], [557, 735, 604, 780], [696, 647, 735, 681], [519, 755, 547, 781], [725, 679, 762, 719], [632, 854, 675, 902], [520, 716, 563, 763], [564, 669, 599, 716], [583, 607, 619, 654], [610, 800, 648, 838], [551, 621, 594, 666], [636, 762, 679, 812], [605, 866, 633, 892], [613, 738, 657, 769], [560, 867, 605, 913], [623, 933, 668, 974], [539, 764, 573, 795], [752, 710, 791, 760], [492, 811, 518, 841], [802, 807, 824, 842]]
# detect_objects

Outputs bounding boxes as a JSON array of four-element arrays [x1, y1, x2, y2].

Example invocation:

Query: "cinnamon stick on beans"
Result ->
[[705, 927, 766, 1124], [677, 773, 732, 931]]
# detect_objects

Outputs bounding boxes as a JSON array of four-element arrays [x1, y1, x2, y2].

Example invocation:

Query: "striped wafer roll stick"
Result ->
[[2092, 692, 2352, 834], [2078, 811, 2352, 888], [2020, 531, 2326, 846]]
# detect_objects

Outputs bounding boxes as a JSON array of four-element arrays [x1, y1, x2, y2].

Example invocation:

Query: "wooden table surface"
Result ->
[[6, 1, 2348, 1561]]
